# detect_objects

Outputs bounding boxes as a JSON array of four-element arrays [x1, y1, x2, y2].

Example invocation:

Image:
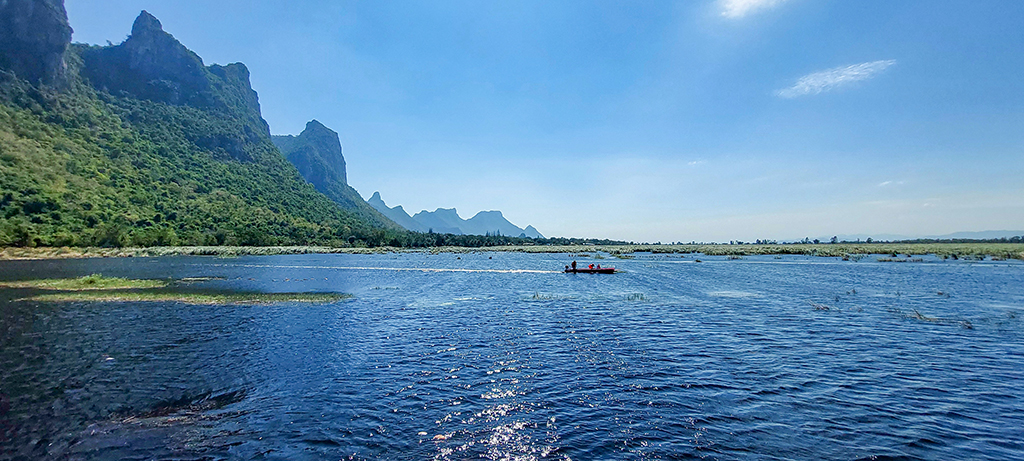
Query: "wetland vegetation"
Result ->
[[2, 242, 1022, 261], [0, 274, 349, 304]]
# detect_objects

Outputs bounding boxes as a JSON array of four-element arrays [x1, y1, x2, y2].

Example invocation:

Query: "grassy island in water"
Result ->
[[0, 274, 350, 305]]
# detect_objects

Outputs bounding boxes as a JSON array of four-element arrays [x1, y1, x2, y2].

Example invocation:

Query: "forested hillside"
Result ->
[[0, 5, 402, 247]]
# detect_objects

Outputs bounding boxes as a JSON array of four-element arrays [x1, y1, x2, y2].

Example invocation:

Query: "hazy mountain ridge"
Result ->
[[368, 192, 544, 238], [367, 192, 429, 233]]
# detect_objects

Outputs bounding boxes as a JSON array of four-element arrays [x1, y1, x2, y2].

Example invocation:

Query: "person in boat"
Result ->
[[565, 265, 569, 271], [588, 264, 594, 270], [571, 261, 577, 271], [597, 264, 601, 269]]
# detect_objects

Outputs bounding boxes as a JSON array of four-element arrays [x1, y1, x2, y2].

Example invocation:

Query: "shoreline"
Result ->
[[2, 243, 1022, 261]]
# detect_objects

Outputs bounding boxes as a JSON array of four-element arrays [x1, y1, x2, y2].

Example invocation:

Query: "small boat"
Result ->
[[565, 267, 616, 274]]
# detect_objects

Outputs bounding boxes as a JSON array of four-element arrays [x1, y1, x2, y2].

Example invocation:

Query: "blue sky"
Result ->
[[66, 0, 1024, 242]]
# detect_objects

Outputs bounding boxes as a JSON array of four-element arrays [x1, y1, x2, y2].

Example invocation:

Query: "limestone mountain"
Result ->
[[367, 192, 428, 233], [462, 211, 544, 238], [412, 208, 466, 235], [368, 192, 544, 238], [0, 2, 402, 247], [272, 121, 397, 229], [78, 11, 268, 161]]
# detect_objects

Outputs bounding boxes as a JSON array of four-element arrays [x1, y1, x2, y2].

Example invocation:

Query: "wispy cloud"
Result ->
[[777, 60, 896, 98], [720, 0, 789, 18]]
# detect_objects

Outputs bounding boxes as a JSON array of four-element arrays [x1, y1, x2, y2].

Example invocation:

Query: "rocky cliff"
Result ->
[[76, 11, 269, 161], [273, 120, 347, 187], [273, 121, 398, 230], [0, 0, 72, 85]]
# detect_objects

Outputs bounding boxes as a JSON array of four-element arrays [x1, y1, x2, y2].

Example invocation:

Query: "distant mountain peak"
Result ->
[[368, 192, 543, 238], [131, 10, 163, 35], [366, 192, 428, 232], [305, 119, 330, 132]]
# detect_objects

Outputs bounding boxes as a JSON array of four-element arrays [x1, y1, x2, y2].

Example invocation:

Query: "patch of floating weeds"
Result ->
[[810, 302, 834, 311], [372, 286, 400, 290], [531, 292, 556, 300], [626, 293, 648, 302], [877, 257, 925, 263], [884, 305, 975, 329]]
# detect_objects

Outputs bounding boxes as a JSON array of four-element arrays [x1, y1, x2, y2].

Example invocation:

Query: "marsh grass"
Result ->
[[2, 274, 350, 305], [3, 243, 1023, 260], [0, 274, 167, 290]]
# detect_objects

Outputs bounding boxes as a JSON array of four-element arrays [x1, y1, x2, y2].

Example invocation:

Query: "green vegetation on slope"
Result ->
[[0, 51, 396, 247]]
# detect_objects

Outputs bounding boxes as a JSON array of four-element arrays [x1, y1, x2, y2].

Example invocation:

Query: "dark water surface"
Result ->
[[1, 252, 1022, 460]]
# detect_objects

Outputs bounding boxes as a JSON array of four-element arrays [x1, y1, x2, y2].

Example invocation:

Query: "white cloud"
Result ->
[[777, 60, 896, 98], [720, 0, 789, 18]]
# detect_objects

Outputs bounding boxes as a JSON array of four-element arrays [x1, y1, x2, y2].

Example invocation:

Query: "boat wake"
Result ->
[[212, 263, 562, 274]]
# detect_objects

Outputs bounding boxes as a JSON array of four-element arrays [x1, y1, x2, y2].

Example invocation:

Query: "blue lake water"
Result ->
[[1, 252, 1023, 460]]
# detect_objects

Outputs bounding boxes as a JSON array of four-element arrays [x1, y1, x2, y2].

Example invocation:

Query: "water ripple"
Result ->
[[1, 253, 1022, 459]]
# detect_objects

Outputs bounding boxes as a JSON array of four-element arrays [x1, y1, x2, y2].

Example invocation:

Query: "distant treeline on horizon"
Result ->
[[650, 236, 1024, 246]]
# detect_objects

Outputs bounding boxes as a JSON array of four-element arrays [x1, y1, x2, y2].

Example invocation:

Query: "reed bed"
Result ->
[[2, 243, 1022, 260], [1, 274, 350, 305]]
